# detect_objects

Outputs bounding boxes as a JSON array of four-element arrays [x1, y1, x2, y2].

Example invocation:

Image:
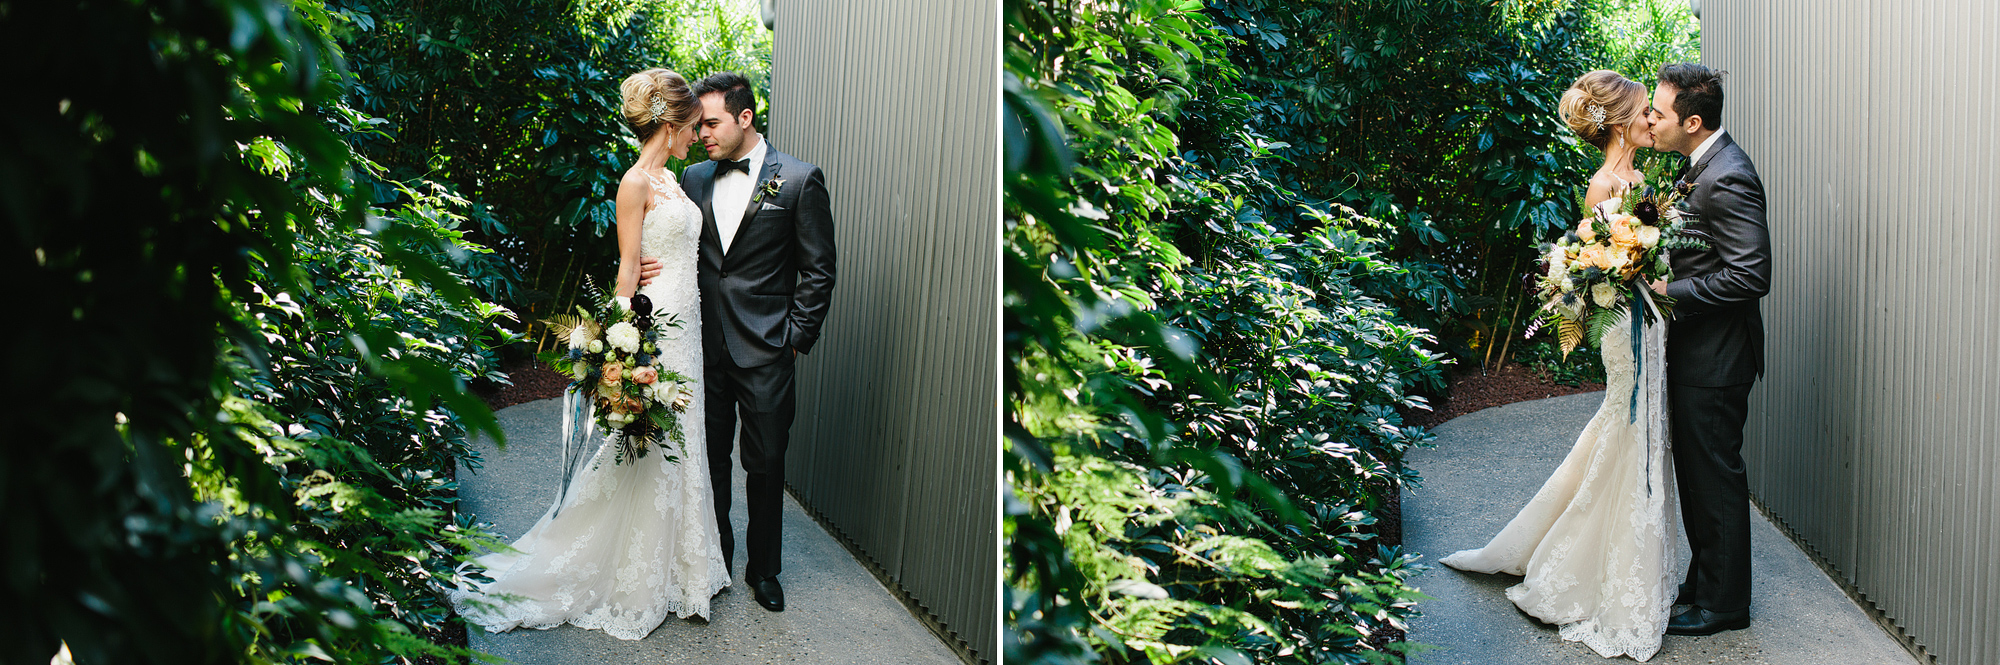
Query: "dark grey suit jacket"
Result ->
[[683, 143, 836, 368], [1663, 132, 1770, 387]]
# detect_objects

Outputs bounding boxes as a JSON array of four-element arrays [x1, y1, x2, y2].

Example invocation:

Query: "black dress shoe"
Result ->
[[1666, 605, 1749, 636], [751, 576, 785, 612], [1674, 582, 1693, 605]]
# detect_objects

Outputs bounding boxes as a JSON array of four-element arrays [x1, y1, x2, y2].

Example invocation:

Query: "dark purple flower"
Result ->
[[1633, 199, 1659, 226]]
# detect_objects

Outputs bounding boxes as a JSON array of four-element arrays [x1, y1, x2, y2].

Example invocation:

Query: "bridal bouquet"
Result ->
[[539, 285, 694, 467], [1531, 177, 1707, 358]]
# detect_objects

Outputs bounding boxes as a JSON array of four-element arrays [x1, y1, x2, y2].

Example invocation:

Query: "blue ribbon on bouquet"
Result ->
[[1627, 282, 1664, 496], [553, 386, 597, 517]]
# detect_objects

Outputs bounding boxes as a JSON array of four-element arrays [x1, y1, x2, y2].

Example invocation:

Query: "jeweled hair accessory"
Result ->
[[1586, 104, 1607, 132], [649, 95, 667, 123]]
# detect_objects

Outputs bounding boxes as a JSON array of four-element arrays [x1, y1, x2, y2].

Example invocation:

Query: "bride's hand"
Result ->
[[638, 256, 664, 286]]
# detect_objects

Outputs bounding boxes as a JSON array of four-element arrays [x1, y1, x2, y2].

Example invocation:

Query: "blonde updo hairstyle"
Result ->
[[1558, 70, 1647, 150], [619, 68, 696, 142]]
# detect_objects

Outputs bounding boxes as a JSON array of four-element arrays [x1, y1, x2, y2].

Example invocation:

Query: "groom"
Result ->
[[641, 72, 836, 612], [1647, 63, 1770, 636]]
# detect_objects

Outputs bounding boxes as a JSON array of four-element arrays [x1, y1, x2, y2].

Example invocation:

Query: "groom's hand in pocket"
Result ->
[[638, 256, 664, 286]]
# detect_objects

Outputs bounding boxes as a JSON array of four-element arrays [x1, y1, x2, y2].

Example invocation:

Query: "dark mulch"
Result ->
[[1404, 361, 1605, 430], [474, 356, 572, 412]]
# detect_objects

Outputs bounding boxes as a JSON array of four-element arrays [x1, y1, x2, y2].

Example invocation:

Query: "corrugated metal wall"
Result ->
[[1703, 1, 1999, 662], [767, 2, 996, 663]]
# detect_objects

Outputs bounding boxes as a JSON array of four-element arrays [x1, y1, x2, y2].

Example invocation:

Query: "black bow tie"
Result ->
[[717, 158, 751, 175]]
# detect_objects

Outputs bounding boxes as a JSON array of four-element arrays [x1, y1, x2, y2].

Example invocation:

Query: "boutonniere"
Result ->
[[760, 177, 785, 200]]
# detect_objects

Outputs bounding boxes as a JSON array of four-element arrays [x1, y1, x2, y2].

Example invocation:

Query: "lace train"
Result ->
[[1440, 303, 1681, 661]]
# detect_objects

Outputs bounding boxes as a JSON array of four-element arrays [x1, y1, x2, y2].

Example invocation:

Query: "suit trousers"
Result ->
[[1668, 380, 1755, 613], [705, 353, 796, 582]]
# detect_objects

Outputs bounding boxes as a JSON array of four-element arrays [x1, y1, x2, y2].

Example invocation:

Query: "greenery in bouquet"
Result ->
[[1531, 165, 1707, 357], [539, 280, 695, 465]]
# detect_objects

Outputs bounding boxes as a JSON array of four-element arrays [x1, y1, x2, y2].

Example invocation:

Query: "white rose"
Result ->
[[1591, 281, 1621, 308], [586, 339, 604, 354], [1594, 197, 1622, 217], [567, 325, 593, 350], [571, 362, 589, 381], [1637, 225, 1661, 248], [1560, 276, 1576, 293], [606, 322, 642, 354]]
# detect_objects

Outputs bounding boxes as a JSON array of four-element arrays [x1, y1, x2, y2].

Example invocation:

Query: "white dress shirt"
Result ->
[[713, 136, 766, 254], [1688, 127, 1726, 167]]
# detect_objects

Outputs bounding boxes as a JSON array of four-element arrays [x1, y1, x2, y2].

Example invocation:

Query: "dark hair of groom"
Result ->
[[693, 71, 759, 124], [1657, 63, 1726, 131]]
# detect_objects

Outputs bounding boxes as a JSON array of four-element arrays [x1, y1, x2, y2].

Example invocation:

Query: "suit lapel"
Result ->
[[1681, 132, 1733, 187], [725, 149, 785, 258], [695, 164, 723, 257]]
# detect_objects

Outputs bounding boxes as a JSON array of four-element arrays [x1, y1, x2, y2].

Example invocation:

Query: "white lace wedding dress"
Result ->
[[448, 168, 728, 640], [1440, 300, 1681, 661]]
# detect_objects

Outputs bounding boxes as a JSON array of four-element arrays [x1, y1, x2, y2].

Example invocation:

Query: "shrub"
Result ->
[[1005, 1, 1439, 662], [1, 1, 516, 661]]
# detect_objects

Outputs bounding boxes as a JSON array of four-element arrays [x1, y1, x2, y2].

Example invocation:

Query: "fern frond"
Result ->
[[1586, 303, 1624, 348], [541, 313, 584, 340], [1558, 317, 1585, 358]]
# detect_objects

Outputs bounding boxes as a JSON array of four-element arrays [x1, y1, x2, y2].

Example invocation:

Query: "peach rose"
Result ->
[[631, 366, 658, 385], [1607, 216, 1639, 248], [1577, 245, 1607, 270], [600, 360, 624, 387], [1576, 220, 1597, 243]]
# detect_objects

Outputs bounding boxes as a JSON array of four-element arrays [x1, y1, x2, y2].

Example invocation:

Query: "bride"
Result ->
[[1438, 69, 1682, 661], [448, 68, 729, 640]]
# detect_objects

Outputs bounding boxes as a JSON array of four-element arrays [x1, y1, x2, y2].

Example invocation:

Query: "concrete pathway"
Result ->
[[1402, 392, 1920, 665], [456, 397, 960, 665]]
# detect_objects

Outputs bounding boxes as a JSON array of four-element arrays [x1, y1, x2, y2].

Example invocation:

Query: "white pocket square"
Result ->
[[760, 202, 786, 211]]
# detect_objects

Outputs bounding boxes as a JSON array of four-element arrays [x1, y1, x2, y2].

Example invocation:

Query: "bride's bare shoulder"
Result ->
[[617, 167, 654, 194], [1582, 171, 1624, 207]]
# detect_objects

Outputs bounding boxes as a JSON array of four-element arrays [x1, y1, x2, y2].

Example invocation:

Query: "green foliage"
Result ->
[[1200, 0, 1696, 371], [1006, 1, 1438, 662], [1516, 336, 1610, 386], [1202, 0, 1604, 368], [329, 0, 771, 348], [200, 175, 519, 663], [1008, 0, 1700, 662], [2, 0, 524, 662], [1587, 0, 1701, 85]]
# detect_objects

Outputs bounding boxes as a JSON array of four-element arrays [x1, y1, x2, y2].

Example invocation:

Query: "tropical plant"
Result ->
[[2, 0, 520, 662], [1006, 1, 1438, 662], [1587, 0, 1701, 85]]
